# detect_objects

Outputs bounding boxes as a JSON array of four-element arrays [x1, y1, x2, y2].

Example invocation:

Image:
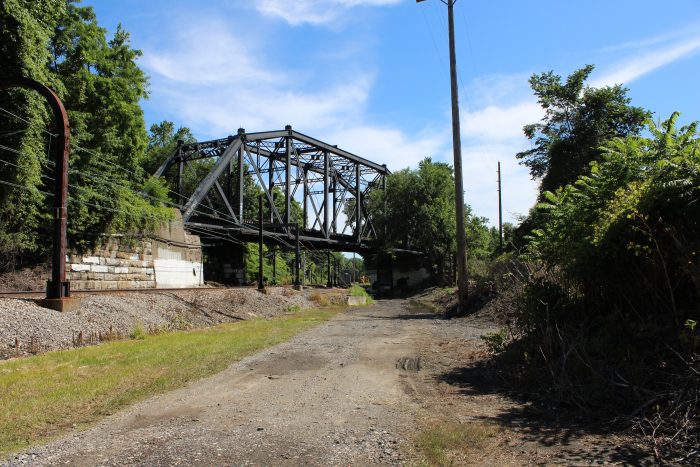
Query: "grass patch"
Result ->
[[417, 422, 499, 466], [348, 284, 374, 304], [0, 307, 339, 457]]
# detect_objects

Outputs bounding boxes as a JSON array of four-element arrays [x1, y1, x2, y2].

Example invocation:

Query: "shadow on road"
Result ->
[[436, 361, 653, 465]]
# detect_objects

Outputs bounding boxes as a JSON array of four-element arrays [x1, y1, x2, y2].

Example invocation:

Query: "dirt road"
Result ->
[[7, 298, 649, 466]]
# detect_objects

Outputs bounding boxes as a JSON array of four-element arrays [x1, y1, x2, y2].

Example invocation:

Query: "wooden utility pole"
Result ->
[[417, 0, 468, 311], [497, 161, 503, 250]]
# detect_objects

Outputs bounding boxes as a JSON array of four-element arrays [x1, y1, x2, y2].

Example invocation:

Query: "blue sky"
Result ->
[[83, 0, 700, 225]]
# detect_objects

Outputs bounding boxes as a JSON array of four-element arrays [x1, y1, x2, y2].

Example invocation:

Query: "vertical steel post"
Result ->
[[268, 150, 274, 223], [258, 194, 264, 290], [355, 163, 362, 242], [326, 251, 332, 287], [177, 140, 184, 199], [302, 251, 306, 287], [302, 168, 308, 230], [272, 247, 276, 284], [237, 128, 245, 221], [382, 168, 387, 239], [332, 177, 337, 234], [294, 222, 300, 288], [497, 161, 503, 251], [352, 252, 356, 283], [285, 125, 292, 226], [323, 150, 330, 238], [337, 257, 341, 287]]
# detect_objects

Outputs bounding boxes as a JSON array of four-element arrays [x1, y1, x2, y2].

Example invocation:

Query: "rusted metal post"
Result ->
[[0, 77, 71, 304]]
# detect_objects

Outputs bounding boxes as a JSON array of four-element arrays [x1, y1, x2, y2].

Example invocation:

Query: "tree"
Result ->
[[0, 0, 66, 268], [368, 157, 490, 284], [517, 65, 649, 194], [0, 1, 172, 268]]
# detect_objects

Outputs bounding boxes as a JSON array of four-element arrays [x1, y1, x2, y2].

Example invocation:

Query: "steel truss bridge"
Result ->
[[154, 126, 389, 253]]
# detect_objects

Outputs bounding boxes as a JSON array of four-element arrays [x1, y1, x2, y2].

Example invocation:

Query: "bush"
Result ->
[[505, 114, 700, 461]]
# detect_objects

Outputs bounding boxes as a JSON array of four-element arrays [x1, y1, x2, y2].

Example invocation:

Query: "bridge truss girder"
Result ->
[[154, 126, 389, 252]]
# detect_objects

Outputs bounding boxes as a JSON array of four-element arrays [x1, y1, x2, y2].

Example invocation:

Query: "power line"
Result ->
[[0, 106, 57, 138], [0, 177, 53, 197]]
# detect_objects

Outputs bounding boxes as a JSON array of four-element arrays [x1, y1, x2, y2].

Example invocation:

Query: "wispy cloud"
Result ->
[[254, 0, 402, 26], [592, 33, 700, 87], [141, 10, 443, 175], [140, 19, 276, 86]]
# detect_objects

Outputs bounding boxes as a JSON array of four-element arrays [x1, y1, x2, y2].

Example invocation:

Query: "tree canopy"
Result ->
[[368, 157, 494, 282], [0, 0, 171, 267], [517, 65, 649, 194]]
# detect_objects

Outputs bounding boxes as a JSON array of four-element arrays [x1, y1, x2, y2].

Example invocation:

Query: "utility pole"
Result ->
[[417, 0, 468, 311], [497, 161, 503, 251]]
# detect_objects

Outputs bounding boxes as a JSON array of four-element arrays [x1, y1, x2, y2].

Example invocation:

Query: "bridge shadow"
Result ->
[[435, 360, 653, 465]]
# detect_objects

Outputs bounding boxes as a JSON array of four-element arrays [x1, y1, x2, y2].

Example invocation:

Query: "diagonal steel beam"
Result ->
[[182, 138, 242, 222], [244, 146, 285, 225]]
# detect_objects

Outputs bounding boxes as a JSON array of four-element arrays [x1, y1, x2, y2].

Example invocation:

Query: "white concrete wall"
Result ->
[[154, 246, 203, 288]]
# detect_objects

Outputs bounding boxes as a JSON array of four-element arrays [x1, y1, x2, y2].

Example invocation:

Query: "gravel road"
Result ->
[[6, 299, 449, 466], [4, 297, 647, 465]]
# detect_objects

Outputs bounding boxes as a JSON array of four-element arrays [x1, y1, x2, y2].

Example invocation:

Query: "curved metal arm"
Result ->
[[0, 77, 71, 299]]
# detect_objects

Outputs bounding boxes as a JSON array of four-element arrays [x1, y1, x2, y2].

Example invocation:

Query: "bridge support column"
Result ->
[[294, 223, 301, 290], [285, 124, 292, 226], [237, 128, 245, 221], [326, 251, 332, 288], [323, 150, 330, 238], [356, 162, 361, 243]]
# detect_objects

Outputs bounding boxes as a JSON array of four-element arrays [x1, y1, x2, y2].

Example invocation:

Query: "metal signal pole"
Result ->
[[417, 0, 468, 310]]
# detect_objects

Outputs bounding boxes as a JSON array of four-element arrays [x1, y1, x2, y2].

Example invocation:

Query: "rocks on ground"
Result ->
[[0, 287, 343, 359]]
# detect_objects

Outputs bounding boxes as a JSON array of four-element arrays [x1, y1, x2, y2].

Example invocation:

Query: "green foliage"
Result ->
[[0, 0, 66, 267], [368, 157, 496, 284], [517, 65, 649, 194], [507, 113, 700, 426], [481, 328, 509, 353], [0, 1, 175, 267], [129, 322, 147, 340], [528, 113, 699, 330]]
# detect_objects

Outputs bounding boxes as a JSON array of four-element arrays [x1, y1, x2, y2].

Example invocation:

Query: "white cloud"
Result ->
[[462, 101, 541, 142], [141, 11, 443, 180], [254, 0, 402, 26], [592, 34, 700, 87], [140, 20, 276, 86], [324, 125, 447, 172]]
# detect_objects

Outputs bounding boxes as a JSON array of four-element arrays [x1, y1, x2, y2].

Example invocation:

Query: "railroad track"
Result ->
[[0, 284, 331, 299], [0, 286, 234, 299]]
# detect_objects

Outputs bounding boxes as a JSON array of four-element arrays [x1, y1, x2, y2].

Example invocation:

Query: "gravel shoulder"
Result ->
[[4, 297, 650, 465], [0, 287, 327, 359]]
